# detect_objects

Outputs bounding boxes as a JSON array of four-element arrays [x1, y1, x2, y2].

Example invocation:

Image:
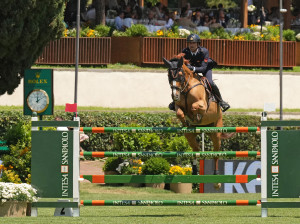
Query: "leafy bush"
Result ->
[[1, 121, 31, 183], [125, 24, 149, 37], [95, 25, 111, 37], [283, 29, 296, 41], [103, 157, 123, 172], [142, 157, 170, 175], [113, 123, 163, 151], [5, 122, 31, 146], [211, 27, 232, 39]]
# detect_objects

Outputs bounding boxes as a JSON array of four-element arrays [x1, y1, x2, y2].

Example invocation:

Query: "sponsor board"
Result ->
[[203, 160, 261, 193]]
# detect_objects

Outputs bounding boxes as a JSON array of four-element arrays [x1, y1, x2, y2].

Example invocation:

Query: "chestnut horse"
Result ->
[[163, 57, 233, 189]]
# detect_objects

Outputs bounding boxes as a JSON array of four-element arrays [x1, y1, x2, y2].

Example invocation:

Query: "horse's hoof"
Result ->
[[214, 183, 222, 190]]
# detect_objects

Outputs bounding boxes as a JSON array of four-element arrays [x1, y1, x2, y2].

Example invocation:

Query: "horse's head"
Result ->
[[163, 57, 187, 102]]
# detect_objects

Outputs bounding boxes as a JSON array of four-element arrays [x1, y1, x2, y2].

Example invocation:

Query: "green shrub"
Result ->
[[113, 123, 163, 151], [103, 157, 123, 172], [211, 27, 232, 39], [94, 25, 110, 37], [0, 111, 262, 155], [1, 122, 31, 183], [142, 157, 170, 175], [125, 24, 149, 37], [283, 29, 296, 41], [5, 121, 31, 146]]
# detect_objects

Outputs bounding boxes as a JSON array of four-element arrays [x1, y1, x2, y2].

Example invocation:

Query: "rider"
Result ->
[[169, 34, 230, 112]]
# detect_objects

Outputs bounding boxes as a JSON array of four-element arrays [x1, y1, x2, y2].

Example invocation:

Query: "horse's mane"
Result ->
[[173, 53, 190, 65]]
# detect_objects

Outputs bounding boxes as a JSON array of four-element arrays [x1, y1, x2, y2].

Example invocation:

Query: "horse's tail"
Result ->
[[220, 132, 236, 139]]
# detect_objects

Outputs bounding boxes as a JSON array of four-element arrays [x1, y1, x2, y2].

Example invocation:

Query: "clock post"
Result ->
[[24, 69, 54, 117]]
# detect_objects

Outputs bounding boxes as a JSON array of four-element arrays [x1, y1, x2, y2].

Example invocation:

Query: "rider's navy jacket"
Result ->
[[182, 47, 215, 74]]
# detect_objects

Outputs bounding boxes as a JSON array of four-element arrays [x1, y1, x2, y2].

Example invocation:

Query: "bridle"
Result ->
[[169, 63, 206, 115], [168, 67, 190, 93]]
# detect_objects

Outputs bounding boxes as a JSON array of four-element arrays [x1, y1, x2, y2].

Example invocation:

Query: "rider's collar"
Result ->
[[191, 48, 199, 55]]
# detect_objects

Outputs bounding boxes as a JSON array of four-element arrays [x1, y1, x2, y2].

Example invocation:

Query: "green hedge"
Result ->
[[0, 111, 261, 153]]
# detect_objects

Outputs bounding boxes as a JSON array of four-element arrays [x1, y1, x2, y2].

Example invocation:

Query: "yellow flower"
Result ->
[[261, 34, 264, 38], [87, 29, 95, 37], [156, 30, 163, 36], [64, 29, 68, 37]]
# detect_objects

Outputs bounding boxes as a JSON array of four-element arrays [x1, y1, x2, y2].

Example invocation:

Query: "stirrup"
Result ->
[[168, 102, 175, 111]]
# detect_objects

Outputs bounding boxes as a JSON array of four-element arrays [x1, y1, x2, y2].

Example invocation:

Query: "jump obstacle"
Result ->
[[0, 140, 9, 154], [30, 116, 300, 217]]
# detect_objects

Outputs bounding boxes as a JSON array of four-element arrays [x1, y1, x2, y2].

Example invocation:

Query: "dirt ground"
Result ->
[[80, 160, 104, 175]]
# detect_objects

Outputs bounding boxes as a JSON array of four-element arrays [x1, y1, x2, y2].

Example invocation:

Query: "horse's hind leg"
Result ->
[[208, 132, 222, 189], [185, 133, 199, 175], [209, 133, 221, 173]]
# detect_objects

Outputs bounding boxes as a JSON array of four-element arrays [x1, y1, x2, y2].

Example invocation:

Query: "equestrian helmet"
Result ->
[[186, 34, 201, 43]]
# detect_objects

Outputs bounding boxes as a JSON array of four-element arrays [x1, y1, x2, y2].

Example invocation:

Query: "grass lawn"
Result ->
[[2, 183, 299, 223]]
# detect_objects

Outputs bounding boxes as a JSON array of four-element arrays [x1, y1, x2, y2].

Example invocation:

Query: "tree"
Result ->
[[94, 0, 105, 26], [0, 0, 65, 95]]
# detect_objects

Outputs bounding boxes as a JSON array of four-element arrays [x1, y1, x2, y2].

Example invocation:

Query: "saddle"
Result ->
[[196, 75, 217, 105]]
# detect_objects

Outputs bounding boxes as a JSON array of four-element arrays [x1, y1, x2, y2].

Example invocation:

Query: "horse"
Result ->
[[163, 56, 233, 189]]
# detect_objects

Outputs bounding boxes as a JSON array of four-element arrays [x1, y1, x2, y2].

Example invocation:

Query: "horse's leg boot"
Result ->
[[168, 101, 175, 111]]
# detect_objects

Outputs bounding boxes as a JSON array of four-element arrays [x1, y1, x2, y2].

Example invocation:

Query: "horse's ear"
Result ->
[[178, 57, 183, 68], [163, 57, 172, 68]]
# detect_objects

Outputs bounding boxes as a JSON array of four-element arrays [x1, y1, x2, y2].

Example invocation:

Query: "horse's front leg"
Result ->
[[185, 133, 199, 175], [191, 100, 206, 122], [175, 106, 188, 126]]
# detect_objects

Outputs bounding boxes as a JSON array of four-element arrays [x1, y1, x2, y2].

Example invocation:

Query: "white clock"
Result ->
[[26, 89, 49, 113]]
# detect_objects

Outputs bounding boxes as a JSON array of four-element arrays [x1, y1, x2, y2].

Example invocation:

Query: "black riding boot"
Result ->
[[210, 83, 230, 112]]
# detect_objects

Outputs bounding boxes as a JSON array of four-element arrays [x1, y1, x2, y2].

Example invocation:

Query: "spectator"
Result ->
[[218, 10, 228, 28], [209, 15, 222, 29], [85, 6, 96, 26], [115, 10, 125, 31], [147, 10, 158, 25], [124, 4, 132, 18], [218, 3, 224, 11], [202, 13, 211, 27], [193, 9, 203, 26], [292, 9, 300, 25], [185, 3, 193, 19], [177, 7, 196, 30], [155, 2, 165, 20], [165, 11, 176, 29], [267, 7, 280, 25], [124, 13, 134, 29]]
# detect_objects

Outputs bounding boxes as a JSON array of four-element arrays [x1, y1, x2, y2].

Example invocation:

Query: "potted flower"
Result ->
[[103, 157, 123, 175], [142, 157, 170, 189], [120, 159, 143, 187], [169, 165, 193, 193], [0, 182, 38, 217]]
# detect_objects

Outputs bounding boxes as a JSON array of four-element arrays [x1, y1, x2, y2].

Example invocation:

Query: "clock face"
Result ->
[[27, 89, 49, 113]]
